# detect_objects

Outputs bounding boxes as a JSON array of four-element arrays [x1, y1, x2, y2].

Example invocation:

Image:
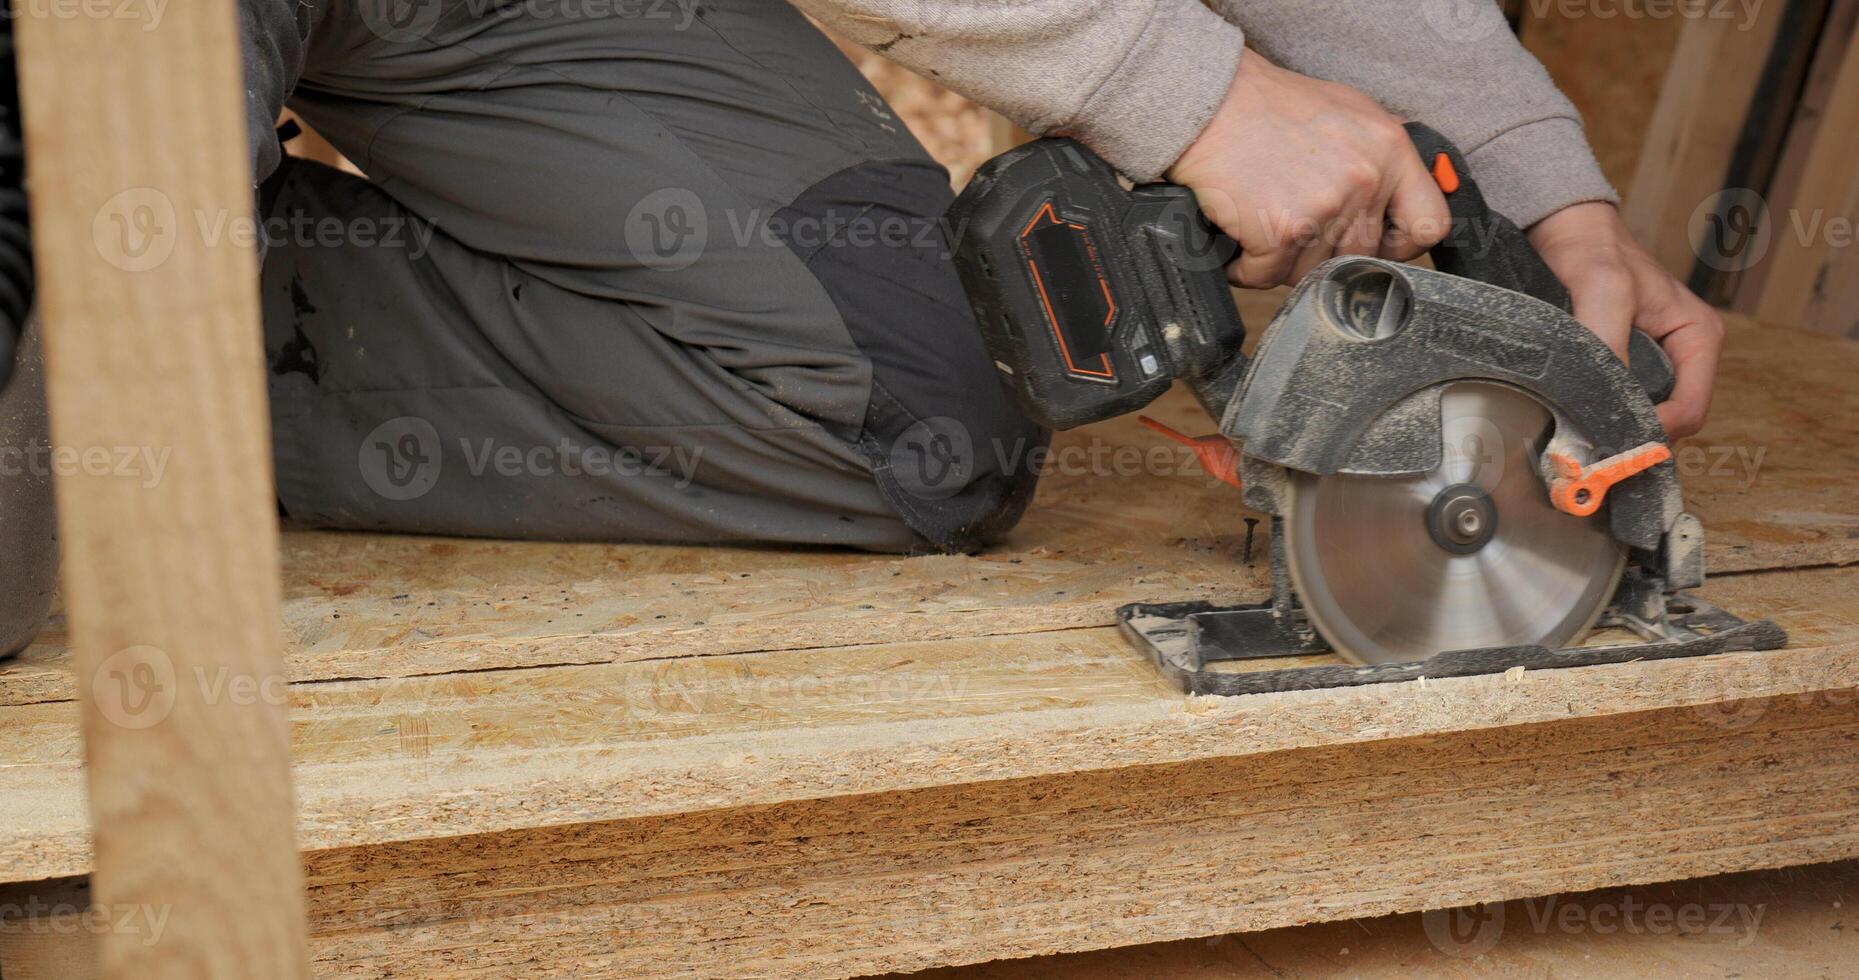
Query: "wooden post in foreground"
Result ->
[[13, 0, 310, 976]]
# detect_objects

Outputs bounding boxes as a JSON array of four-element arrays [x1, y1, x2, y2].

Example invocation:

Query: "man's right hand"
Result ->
[[1165, 50, 1450, 288]]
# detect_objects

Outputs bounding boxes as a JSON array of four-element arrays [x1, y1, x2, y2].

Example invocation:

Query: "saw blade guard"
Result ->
[[1225, 256, 1683, 554], [1280, 381, 1627, 665]]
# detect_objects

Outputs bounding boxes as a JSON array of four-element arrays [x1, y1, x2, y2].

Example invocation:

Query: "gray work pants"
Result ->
[[259, 0, 1046, 553]]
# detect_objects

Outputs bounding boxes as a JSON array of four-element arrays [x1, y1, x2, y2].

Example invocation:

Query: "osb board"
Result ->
[[0, 315, 1854, 708], [913, 860, 1859, 979], [0, 407, 1272, 706], [3, 563, 1857, 887], [292, 696, 1859, 978], [10, 684, 1857, 978], [1683, 316, 1859, 564]]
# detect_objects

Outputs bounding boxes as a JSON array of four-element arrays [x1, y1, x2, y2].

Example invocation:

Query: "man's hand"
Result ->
[[1165, 52, 1719, 440], [1166, 50, 1450, 287], [1529, 202, 1725, 440]]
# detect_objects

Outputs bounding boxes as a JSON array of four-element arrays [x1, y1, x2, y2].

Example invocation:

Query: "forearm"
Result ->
[[1208, 0, 1615, 227], [791, 0, 1244, 181]]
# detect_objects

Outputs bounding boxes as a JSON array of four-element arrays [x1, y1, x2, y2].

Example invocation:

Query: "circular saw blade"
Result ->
[[1282, 381, 1625, 666]]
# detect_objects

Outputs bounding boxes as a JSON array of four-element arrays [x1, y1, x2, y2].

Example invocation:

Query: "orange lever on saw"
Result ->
[[1547, 442, 1672, 517], [1140, 416, 1243, 490]]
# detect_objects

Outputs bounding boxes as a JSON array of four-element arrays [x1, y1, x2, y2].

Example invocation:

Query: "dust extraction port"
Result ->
[[1322, 260, 1413, 341]]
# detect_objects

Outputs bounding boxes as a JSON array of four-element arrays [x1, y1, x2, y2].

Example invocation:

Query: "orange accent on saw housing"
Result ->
[[1140, 415, 1243, 490], [1432, 153, 1461, 194], [1547, 441, 1672, 517], [1020, 201, 1116, 380]]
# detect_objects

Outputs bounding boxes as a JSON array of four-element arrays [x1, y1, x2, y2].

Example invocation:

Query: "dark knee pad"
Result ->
[[871, 391, 1048, 553], [0, 318, 58, 656], [776, 158, 1050, 553]]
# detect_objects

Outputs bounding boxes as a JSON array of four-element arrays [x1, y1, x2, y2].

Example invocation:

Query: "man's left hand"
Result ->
[[1528, 201, 1725, 440]]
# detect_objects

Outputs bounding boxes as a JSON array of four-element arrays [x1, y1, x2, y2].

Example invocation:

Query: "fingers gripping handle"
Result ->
[[1169, 121, 1571, 315]]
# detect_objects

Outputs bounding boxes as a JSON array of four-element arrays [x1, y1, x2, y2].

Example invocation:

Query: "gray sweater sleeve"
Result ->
[[789, 0, 1245, 182], [246, 0, 1243, 186], [1207, 0, 1616, 227], [805, 1, 1609, 225], [242, 1, 1605, 227]]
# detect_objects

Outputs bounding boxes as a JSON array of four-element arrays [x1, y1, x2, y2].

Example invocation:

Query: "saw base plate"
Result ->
[[1118, 575, 1787, 697]]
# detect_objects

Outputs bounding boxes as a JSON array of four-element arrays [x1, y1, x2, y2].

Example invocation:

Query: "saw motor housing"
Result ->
[[947, 128, 1782, 690], [949, 137, 1248, 430]]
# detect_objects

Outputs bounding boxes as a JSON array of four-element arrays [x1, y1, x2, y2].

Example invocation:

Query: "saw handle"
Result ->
[[1405, 123, 1677, 403], [946, 127, 1674, 435], [1402, 122, 1572, 312]]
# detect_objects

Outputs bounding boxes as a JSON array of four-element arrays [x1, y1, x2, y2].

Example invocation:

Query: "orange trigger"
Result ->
[[1432, 152, 1461, 194]]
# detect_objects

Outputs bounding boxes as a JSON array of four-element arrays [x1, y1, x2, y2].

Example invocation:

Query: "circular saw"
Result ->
[[948, 124, 1786, 693]]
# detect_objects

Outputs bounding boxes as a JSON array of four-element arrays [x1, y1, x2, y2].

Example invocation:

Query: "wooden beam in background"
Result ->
[[1624, 2, 1797, 280], [13, 0, 310, 976], [1737, 1, 1859, 335]]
